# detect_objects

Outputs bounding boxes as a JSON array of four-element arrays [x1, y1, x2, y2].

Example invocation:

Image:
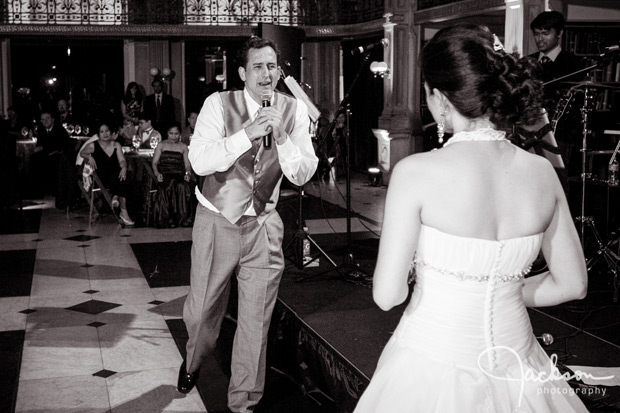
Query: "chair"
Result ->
[[77, 167, 121, 225]]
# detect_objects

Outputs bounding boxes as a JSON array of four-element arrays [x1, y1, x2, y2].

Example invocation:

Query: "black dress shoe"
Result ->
[[177, 361, 199, 394]]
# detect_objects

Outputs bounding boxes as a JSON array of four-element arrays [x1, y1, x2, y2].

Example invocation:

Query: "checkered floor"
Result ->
[[0, 175, 386, 413]]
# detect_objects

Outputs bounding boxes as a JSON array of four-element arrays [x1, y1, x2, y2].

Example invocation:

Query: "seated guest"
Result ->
[[5, 106, 24, 141], [137, 112, 162, 149], [31, 110, 77, 209], [79, 120, 135, 226], [180, 110, 198, 145], [151, 122, 193, 228]]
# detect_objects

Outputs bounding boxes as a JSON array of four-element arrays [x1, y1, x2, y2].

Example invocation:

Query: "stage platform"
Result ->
[[134, 222, 620, 412]]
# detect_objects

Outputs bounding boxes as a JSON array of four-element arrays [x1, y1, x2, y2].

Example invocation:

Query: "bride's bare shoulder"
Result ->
[[389, 151, 447, 188], [515, 147, 558, 176]]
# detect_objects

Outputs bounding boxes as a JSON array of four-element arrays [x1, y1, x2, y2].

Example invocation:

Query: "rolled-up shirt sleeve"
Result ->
[[277, 99, 318, 186], [188, 92, 252, 176]]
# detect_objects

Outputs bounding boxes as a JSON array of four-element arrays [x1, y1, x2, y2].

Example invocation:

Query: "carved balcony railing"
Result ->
[[0, 0, 385, 26]]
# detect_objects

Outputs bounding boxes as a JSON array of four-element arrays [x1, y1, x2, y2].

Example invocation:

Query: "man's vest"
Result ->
[[201, 90, 297, 224]]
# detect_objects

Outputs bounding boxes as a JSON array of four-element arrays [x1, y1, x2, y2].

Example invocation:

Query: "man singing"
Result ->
[[177, 36, 318, 413]]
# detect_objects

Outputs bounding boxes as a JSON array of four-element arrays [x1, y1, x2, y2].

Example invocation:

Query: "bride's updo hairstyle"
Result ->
[[421, 24, 544, 126]]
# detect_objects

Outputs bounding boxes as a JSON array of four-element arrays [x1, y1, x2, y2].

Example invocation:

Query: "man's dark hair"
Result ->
[[236, 36, 280, 69], [530, 11, 565, 32]]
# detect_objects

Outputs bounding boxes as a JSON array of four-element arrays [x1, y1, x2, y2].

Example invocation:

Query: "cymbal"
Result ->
[[561, 80, 620, 89]]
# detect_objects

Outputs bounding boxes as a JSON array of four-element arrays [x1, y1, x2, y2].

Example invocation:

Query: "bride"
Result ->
[[354, 24, 590, 412]]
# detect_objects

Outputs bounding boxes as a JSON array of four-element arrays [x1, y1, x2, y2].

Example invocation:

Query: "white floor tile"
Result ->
[[16, 374, 111, 413]]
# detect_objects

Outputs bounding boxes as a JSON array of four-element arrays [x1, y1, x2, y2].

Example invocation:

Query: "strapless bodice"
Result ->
[[400, 225, 543, 370]]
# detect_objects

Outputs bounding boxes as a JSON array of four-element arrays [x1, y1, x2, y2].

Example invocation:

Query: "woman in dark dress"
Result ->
[[79, 120, 135, 226], [151, 122, 193, 228], [120, 82, 144, 144]]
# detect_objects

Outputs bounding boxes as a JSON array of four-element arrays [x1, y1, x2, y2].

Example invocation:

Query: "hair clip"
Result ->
[[493, 34, 505, 52]]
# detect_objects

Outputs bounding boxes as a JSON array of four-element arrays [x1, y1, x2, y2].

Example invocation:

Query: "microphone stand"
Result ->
[[296, 49, 374, 283]]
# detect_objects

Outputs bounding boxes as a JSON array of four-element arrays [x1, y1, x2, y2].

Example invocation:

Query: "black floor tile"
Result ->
[[0, 249, 36, 297], [0, 330, 24, 413], [65, 299, 122, 315], [131, 241, 192, 288], [0, 209, 41, 235]]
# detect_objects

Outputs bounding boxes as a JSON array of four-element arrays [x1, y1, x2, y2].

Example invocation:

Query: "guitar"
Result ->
[[550, 88, 575, 133]]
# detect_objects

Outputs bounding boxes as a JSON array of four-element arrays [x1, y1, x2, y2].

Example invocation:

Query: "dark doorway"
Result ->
[[342, 37, 384, 172], [184, 40, 244, 114], [10, 38, 124, 129]]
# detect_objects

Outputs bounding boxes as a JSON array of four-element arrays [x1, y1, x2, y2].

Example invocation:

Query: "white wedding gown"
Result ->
[[354, 224, 589, 413]]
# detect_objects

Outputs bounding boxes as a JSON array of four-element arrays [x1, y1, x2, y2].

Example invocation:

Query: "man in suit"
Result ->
[[137, 112, 162, 149], [31, 110, 76, 209], [57, 99, 75, 125], [177, 36, 318, 413], [529, 10, 585, 192], [143, 78, 176, 134]]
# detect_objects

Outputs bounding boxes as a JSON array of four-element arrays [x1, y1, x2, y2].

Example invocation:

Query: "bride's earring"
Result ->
[[437, 111, 445, 144]]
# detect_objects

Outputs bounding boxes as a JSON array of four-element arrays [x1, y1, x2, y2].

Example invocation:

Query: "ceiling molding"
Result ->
[[414, 0, 505, 24], [0, 23, 254, 38]]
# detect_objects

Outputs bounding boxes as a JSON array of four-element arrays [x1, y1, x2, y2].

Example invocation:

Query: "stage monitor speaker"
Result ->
[[258, 23, 305, 81]]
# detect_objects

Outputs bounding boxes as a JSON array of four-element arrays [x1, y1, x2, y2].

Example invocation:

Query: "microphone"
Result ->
[[351, 38, 389, 55], [261, 93, 272, 148]]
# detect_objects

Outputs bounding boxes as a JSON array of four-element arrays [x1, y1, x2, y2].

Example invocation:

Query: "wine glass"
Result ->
[[21, 127, 29, 137], [83, 126, 89, 136], [74, 124, 82, 136], [132, 135, 141, 151], [66, 124, 75, 134]]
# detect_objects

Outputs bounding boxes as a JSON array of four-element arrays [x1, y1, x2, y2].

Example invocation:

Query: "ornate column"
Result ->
[[0, 39, 10, 117], [507, 0, 551, 57], [301, 41, 342, 121], [377, 1, 419, 183]]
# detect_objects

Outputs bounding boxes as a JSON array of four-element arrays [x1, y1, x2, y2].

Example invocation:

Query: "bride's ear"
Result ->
[[432, 89, 449, 109]]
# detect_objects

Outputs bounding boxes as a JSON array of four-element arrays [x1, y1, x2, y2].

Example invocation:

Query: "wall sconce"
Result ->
[[150, 67, 175, 81], [215, 74, 226, 84], [368, 167, 383, 187], [370, 61, 390, 78]]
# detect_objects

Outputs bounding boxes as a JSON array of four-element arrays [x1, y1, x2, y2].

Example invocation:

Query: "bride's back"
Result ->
[[413, 139, 559, 241]]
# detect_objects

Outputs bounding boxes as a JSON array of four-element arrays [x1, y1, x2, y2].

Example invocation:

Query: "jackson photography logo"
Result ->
[[477, 346, 614, 408]]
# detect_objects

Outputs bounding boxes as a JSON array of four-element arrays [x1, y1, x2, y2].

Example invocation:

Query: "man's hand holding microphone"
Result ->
[[244, 93, 285, 148]]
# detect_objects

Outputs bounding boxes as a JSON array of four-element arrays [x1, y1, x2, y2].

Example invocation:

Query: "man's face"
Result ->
[[40, 113, 54, 130], [152, 81, 163, 94], [188, 112, 198, 128], [238, 46, 279, 104], [533, 27, 562, 54], [57, 100, 68, 114], [139, 119, 151, 132]]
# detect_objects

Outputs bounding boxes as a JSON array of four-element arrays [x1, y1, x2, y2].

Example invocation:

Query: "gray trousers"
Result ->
[[183, 204, 284, 412]]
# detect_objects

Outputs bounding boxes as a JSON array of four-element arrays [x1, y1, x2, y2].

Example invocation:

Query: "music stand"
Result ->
[[296, 49, 376, 284], [277, 73, 339, 272]]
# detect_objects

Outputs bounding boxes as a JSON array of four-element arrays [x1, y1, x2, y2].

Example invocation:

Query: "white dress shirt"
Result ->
[[189, 88, 318, 215], [538, 44, 561, 62]]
